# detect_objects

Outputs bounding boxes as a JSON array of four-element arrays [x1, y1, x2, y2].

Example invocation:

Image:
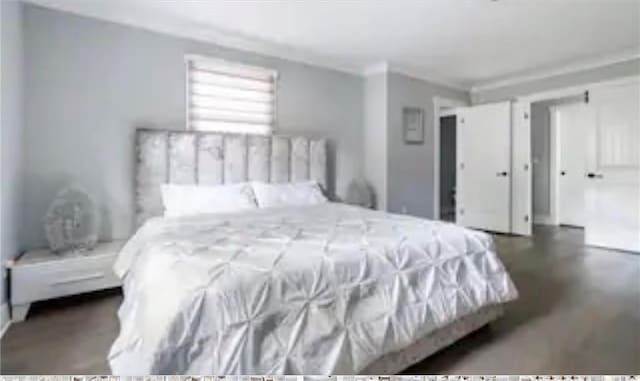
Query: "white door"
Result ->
[[585, 81, 640, 252], [556, 102, 589, 227], [511, 101, 532, 236], [457, 102, 512, 233]]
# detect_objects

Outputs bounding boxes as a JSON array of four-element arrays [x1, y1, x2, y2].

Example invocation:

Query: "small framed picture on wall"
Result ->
[[403, 107, 424, 144]]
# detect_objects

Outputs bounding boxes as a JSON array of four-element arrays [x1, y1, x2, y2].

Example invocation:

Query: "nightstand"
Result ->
[[7, 240, 125, 322]]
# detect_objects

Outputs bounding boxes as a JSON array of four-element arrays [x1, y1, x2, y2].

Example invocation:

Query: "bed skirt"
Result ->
[[360, 304, 505, 374]]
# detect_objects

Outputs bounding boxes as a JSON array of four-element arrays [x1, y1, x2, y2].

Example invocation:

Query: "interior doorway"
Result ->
[[439, 115, 456, 222], [432, 96, 468, 222], [530, 94, 586, 227], [524, 77, 640, 252]]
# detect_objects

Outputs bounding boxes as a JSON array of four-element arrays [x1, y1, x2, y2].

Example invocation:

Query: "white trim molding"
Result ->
[[471, 49, 640, 93], [364, 61, 467, 91], [363, 62, 389, 77], [387, 63, 468, 91], [439, 108, 457, 117], [517, 75, 640, 103], [549, 105, 560, 227]]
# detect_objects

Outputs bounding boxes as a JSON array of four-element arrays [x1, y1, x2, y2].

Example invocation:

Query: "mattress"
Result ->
[[109, 203, 518, 375]]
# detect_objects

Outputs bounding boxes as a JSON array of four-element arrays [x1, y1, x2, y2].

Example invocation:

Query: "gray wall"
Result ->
[[22, 4, 364, 249], [472, 58, 640, 104], [386, 72, 468, 218], [439, 115, 456, 215], [1, 0, 25, 325], [363, 73, 387, 210]]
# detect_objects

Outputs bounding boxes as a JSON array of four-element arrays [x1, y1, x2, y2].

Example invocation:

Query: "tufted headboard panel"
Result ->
[[135, 129, 327, 225]]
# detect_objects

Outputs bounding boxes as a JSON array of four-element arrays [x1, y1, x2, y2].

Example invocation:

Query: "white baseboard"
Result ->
[[0, 302, 10, 338], [534, 214, 557, 225]]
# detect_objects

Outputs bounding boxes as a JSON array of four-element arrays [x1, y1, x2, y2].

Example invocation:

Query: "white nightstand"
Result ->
[[7, 240, 125, 322]]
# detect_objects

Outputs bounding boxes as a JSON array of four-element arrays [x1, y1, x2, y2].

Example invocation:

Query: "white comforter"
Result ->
[[109, 203, 517, 375]]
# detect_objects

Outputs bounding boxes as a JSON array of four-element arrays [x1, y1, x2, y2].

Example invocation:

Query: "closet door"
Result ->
[[457, 102, 512, 233], [556, 102, 589, 227], [585, 81, 640, 252]]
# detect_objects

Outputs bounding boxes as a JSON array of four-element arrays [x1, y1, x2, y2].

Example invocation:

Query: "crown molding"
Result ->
[[28, 0, 468, 89], [23, 0, 364, 76], [23, 0, 640, 95], [387, 63, 469, 91], [363, 61, 469, 91], [363, 62, 390, 76], [470, 49, 640, 93]]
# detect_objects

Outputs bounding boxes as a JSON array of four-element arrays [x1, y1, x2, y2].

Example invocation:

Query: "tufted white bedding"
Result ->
[[108, 203, 517, 375]]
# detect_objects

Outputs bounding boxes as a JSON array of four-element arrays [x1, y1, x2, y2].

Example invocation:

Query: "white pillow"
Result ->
[[161, 183, 257, 217], [251, 181, 328, 208]]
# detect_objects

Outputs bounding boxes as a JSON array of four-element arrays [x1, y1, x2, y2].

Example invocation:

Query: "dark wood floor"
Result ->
[[2, 226, 639, 374]]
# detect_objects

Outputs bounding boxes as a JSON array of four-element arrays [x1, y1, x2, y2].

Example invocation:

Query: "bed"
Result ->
[[108, 130, 518, 375]]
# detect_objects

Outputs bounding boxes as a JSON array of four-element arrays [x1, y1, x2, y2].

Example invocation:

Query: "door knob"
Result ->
[[496, 171, 508, 177], [560, 171, 566, 176], [586, 173, 603, 179]]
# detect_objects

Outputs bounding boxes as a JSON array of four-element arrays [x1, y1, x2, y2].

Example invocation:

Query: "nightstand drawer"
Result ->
[[11, 252, 121, 305]]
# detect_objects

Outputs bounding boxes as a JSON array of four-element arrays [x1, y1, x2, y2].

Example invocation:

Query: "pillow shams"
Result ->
[[251, 181, 328, 208], [161, 183, 257, 217]]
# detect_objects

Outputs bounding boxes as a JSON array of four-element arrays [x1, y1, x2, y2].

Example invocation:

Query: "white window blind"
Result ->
[[186, 56, 277, 134]]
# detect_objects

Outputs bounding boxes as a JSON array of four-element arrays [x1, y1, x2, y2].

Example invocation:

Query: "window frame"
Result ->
[[185, 54, 278, 135]]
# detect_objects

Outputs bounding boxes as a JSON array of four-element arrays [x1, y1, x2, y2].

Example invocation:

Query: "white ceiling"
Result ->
[[25, 0, 640, 90]]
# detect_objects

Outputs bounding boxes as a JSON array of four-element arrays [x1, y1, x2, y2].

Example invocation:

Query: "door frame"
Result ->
[[511, 101, 533, 235], [548, 105, 560, 226], [433, 96, 468, 220]]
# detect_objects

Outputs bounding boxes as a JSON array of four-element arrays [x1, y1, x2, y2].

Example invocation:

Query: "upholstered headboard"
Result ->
[[135, 129, 327, 225]]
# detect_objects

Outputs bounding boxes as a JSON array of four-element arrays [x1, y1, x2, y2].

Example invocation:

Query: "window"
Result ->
[[186, 55, 277, 134]]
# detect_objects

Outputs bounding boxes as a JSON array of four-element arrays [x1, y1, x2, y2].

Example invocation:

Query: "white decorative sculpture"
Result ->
[[44, 185, 100, 253], [345, 179, 375, 209]]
